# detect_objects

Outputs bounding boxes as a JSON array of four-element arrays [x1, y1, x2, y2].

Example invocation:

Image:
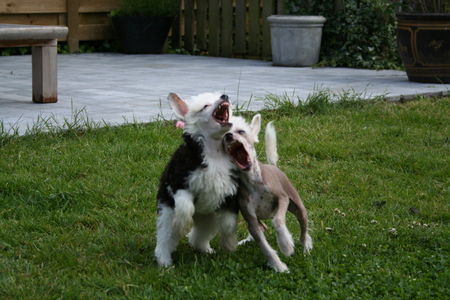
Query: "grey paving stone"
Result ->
[[1, 53, 449, 135]]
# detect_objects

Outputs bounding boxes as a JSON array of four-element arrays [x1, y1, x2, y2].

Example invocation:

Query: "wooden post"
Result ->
[[221, 0, 233, 57], [196, 0, 207, 50], [234, 0, 246, 56], [32, 39, 58, 103], [67, 0, 80, 53], [248, 0, 260, 57], [262, 0, 274, 60], [184, 0, 194, 51], [208, 0, 220, 56]]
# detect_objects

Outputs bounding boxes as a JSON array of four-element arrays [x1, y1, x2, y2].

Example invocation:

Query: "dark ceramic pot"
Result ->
[[112, 16, 173, 54], [396, 13, 450, 83]]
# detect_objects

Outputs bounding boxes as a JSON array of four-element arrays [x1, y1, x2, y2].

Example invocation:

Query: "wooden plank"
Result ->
[[67, 0, 80, 52], [32, 39, 58, 103], [58, 13, 66, 25], [184, 0, 194, 51], [78, 24, 115, 40], [0, 39, 58, 47], [0, 14, 61, 26], [234, 0, 246, 55], [262, 0, 273, 59], [79, 13, 111, 25], [0, 0, 66, 14], [79, 0, 120, 13], [248, 0, 260, 57], [208, 0, 219, 56], [196, 0, 207, 50], [220, 0, 232, 57]]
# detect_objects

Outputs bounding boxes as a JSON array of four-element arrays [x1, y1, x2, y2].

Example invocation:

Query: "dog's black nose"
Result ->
[[224, 132, 233, 142], [220, 94, 229, 102]]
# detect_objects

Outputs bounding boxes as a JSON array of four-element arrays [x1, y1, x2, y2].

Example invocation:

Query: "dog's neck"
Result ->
[[185, 132, 227, 162], [242, 149, 264, 186]]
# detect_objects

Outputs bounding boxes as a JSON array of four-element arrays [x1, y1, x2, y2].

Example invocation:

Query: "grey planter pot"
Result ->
[[267, 15, 326, 67]]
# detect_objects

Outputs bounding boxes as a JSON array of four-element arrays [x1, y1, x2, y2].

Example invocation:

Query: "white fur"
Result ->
[[172, 190, 195, 236], [155, 205, 178, 267], [265, 121, 279, 166]]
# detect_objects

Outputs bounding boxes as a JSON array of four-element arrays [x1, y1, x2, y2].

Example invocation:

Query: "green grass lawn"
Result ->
[[1, 96, 449, 299]]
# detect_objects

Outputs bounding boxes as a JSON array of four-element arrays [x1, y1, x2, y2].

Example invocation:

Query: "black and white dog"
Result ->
[[155, 92, 240, 267]]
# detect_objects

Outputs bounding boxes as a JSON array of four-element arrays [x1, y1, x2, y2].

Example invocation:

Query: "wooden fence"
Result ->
[[0, 0, 345, 58], [172, 0, 283, 59]]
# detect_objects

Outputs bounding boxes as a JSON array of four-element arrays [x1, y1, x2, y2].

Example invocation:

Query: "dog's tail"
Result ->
[[265, 121, 279, 166]]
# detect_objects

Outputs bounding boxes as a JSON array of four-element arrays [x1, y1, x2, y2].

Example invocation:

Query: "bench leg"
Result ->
[[32, 39, 58, 103]]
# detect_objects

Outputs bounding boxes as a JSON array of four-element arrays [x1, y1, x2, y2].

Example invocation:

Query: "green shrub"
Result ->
[[284, 0, 401, 70], [113, 0, 179, 17]]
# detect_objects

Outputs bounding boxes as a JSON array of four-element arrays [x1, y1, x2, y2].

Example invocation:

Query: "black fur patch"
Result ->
[[157, 133, 204, 208]]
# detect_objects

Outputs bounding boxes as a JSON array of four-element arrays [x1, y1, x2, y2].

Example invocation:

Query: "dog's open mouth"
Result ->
[[227, 140, 251, 170], [213, 101, 230, 126]]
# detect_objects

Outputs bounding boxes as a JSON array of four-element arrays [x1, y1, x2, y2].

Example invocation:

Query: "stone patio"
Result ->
[[1, 53, 449, 134]]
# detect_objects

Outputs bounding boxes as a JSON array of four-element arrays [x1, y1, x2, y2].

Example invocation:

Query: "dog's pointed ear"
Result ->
[[250, 114, 262, 143], [168, 93, 189, 119]]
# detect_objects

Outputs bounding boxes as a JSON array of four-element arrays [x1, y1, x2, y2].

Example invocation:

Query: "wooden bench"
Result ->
[[0, 24, 68, 103]]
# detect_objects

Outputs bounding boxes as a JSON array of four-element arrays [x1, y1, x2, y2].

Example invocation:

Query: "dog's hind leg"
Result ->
[[217, 210, 238, 252], [273, 196, 295, 257], [287, 191, 313, 254], [188, 213, 217, 254], [155, 204, 180, 267], [241, 202, 289, 272]]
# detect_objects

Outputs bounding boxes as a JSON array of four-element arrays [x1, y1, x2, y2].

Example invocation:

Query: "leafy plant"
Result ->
[[401, 0, 450, 13], [284, 0, 401, 69], [112, 0, 179, 17]]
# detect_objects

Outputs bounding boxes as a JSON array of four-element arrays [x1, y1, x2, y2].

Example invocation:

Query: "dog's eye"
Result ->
[[238, 130, 246, 135], [200, 104, 210, 111]]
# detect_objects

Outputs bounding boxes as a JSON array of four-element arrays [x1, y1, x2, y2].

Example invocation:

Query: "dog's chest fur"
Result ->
[[189, 148, 238, 214], [157, 133, 237, 214]]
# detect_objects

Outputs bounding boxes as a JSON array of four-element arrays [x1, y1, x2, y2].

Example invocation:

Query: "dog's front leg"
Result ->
[[240, 200, 289, 273], [188, 213, 217, 254]]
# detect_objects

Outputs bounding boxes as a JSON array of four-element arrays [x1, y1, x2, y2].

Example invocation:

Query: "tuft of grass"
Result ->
[[264, 89, 386, 116], [0, 95, 449, 299]]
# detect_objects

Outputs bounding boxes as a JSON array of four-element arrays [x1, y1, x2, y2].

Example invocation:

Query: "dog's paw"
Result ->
[[279, 237, 295, 257], [193, 244, 215, 254], [269, 261, 289, 273], [302, 234, 313, 254], [155, 254, 173, 268], [203, 246, 215, 254]]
